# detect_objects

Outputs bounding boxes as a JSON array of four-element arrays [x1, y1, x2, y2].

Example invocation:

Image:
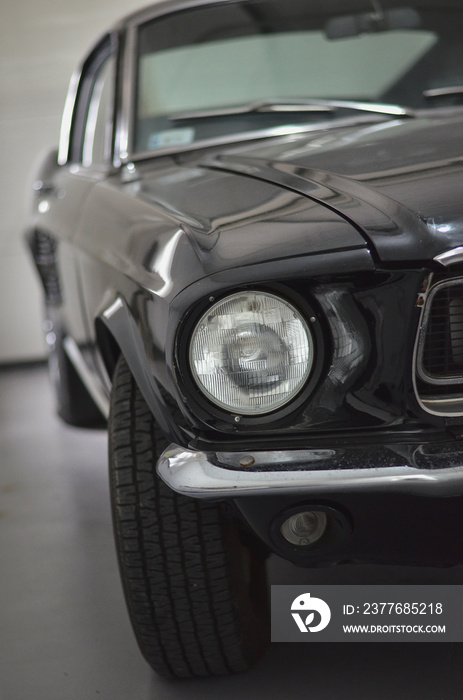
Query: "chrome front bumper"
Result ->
[[157, 443, 463, 499]]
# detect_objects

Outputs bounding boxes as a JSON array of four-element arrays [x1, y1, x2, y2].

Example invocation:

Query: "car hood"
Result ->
[[200, 112, 463, 262], [134, 150, 372, 281]]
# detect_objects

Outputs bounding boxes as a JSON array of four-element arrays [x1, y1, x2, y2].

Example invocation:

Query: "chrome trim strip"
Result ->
[[157, 445, 463, 499], [421, 397, 463, 415], [119, 24, 136, 161], [411, 274, 446, 415], [434, 247, 463, 266], [58, 69, 81, 165], [422, 396, 463, 407], [63, 336, 110, 418]]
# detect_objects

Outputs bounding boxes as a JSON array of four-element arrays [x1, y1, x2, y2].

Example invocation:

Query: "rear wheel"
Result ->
[[108, 355, 269, 678]]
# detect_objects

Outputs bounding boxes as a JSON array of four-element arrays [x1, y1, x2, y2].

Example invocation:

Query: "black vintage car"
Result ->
[[26, 0, 463, 678]]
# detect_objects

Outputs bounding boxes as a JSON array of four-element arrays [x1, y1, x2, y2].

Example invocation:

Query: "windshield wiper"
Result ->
[[169, 98, 415, 122], [169, 99, 334, 121], [424, 86, 463, 99], [310, 98, 415, 118]]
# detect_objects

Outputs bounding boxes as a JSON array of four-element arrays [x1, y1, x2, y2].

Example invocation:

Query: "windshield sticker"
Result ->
[[148, 128, 195, 150]]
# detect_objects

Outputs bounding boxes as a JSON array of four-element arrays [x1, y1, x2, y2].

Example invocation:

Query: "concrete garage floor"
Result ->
[[1, 363, 463, 700]]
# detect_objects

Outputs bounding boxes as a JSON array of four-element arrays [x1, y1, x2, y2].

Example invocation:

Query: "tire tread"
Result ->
[[109, 356, 268, 678]]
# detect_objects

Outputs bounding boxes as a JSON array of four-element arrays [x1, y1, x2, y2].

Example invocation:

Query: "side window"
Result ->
[[68, 36, 117, 167], [82, 55, 115, 167]]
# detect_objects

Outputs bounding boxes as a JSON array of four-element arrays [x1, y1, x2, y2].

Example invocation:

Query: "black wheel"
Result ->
[[108, 355, 270, 678]]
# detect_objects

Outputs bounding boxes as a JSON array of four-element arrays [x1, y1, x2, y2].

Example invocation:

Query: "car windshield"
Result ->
[[134, 0, 463, 155]]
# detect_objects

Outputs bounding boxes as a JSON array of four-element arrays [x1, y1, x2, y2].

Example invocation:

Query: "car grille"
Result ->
[[420, 279, 463, 381], [416, 277, 463, 414]]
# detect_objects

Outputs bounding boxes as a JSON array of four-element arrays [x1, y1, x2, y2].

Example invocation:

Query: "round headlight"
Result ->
[[189, 291, 314, 415]]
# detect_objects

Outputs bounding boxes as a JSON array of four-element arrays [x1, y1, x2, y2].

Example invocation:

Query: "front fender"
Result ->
[[99, 294, 184, 445]]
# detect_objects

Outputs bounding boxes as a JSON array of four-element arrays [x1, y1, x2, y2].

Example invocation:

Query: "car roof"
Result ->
[[113, 0, 463, 32]]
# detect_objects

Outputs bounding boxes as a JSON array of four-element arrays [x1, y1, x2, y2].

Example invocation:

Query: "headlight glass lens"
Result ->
[[189, 291, 314, 415]]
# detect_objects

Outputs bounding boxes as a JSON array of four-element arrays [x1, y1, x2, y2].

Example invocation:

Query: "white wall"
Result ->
[[0, 0, 151, 363]]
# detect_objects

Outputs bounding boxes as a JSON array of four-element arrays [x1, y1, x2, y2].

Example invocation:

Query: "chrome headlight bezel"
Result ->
[[178, 288, 324, 423]]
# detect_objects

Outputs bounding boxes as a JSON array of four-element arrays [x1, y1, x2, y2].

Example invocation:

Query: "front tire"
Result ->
[[108, 356, 269, 678]]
